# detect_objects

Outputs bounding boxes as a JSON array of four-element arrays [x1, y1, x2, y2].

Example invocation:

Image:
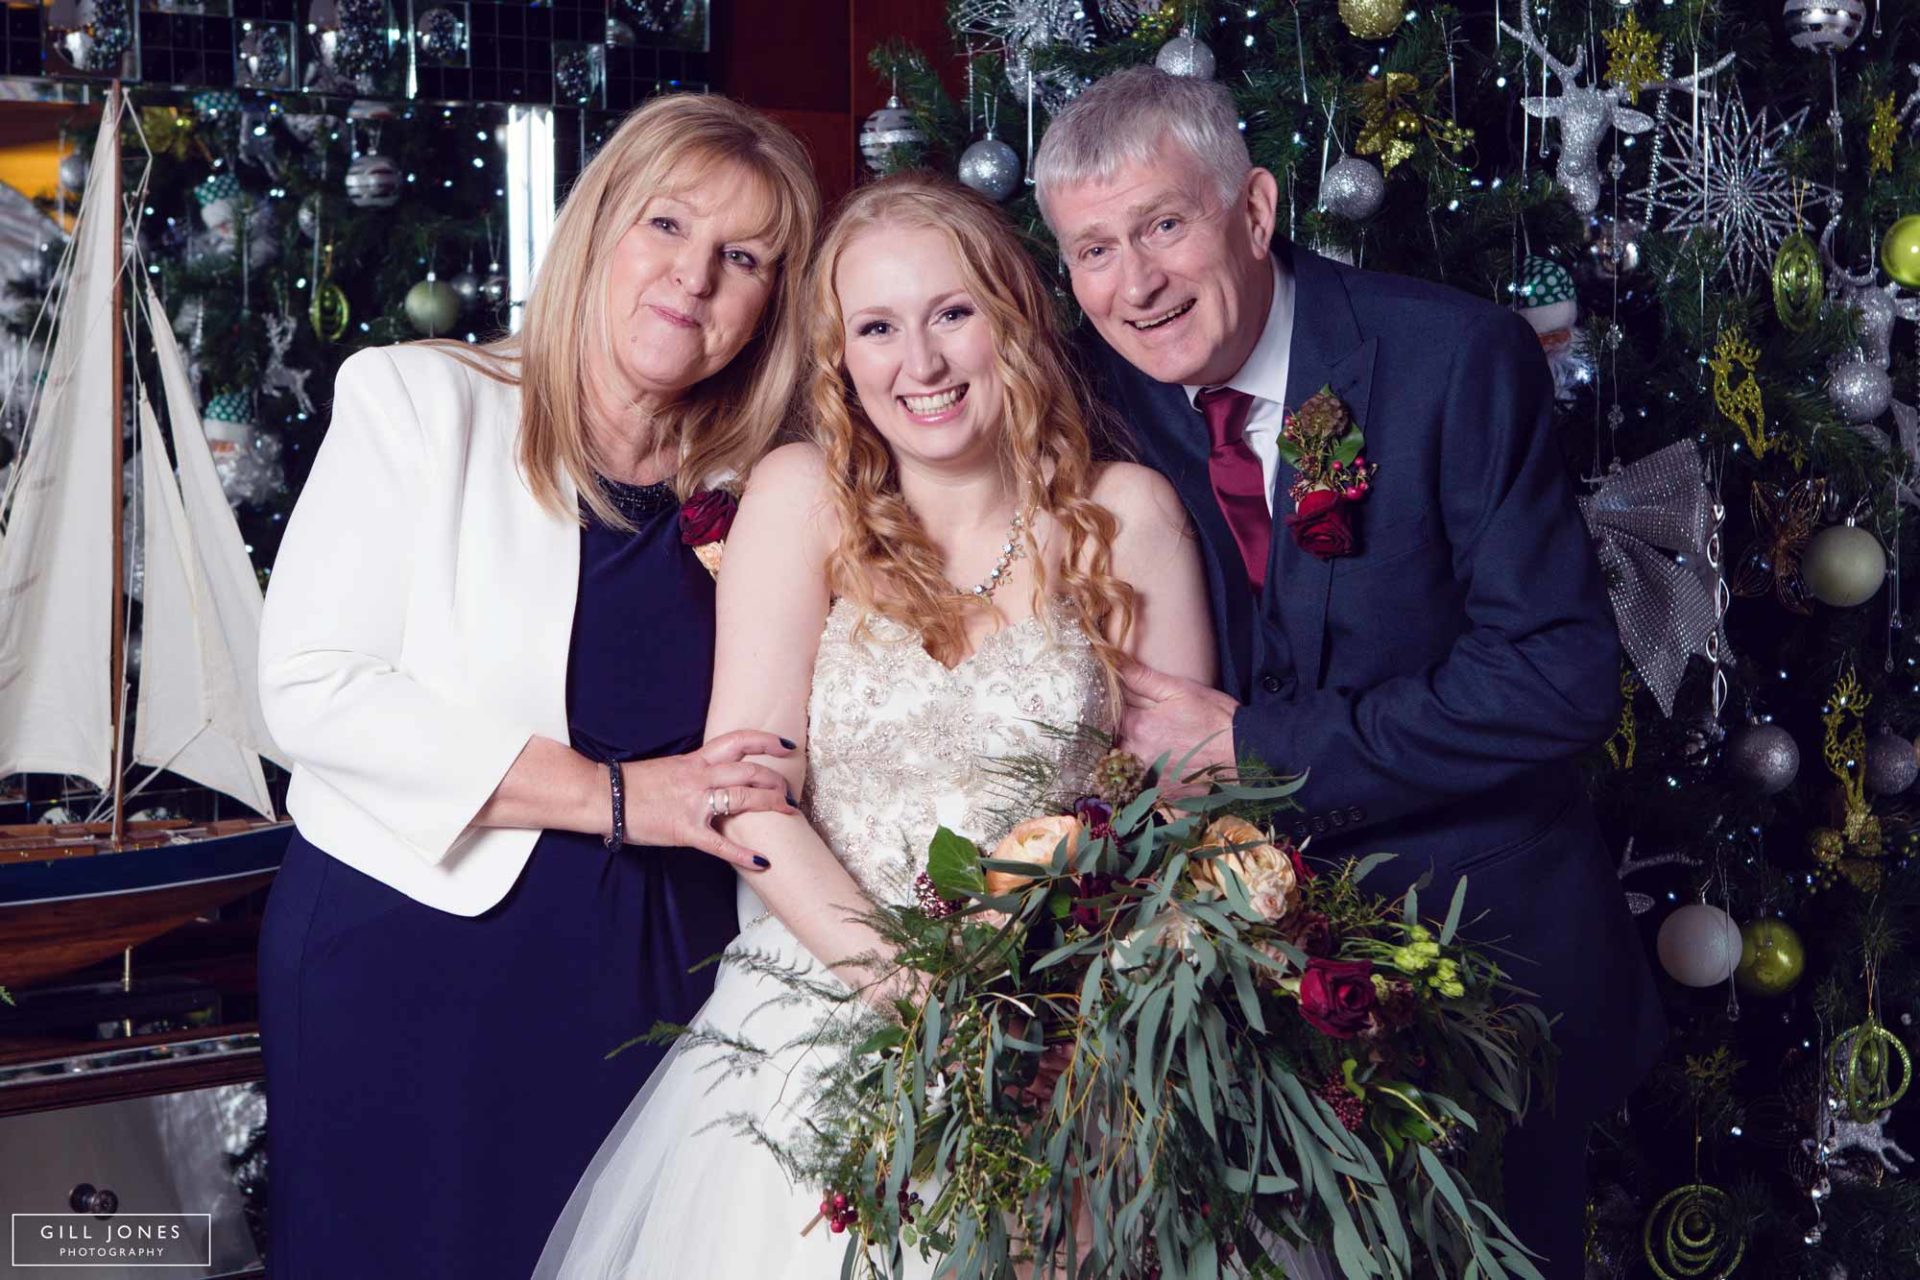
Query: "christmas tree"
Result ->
[[864, 1, 1920, 1274]]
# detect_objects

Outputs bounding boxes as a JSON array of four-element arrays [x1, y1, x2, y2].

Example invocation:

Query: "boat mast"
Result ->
[[107, 82, 126, 850]]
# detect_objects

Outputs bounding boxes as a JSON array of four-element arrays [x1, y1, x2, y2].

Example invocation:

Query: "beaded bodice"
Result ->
[[803, 597, 1112, 907]]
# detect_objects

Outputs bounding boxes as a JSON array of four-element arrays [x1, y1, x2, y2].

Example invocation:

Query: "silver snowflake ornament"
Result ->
[[1644, 91, 1837, 293], [952, 0, 1091, 111]]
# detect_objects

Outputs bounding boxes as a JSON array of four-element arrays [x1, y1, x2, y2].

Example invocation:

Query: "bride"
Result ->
[[534, 173, 1215, 1278]]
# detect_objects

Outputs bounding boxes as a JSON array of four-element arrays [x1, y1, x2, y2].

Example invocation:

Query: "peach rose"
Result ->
[[984, 815, 1083, 897], [1188, 816, 1297, 921]]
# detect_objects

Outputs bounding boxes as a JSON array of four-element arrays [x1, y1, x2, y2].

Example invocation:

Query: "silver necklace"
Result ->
[[955, 510, 1028, 600]]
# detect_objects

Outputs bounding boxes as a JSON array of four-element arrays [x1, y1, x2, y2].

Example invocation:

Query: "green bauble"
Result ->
[[308, 281, 349, 343], [1772, 232, 1823, 332], [1735, 919, 1805, 995], [405, 278, 462, 337], [1883, 215, 1920, 289], [1803, 524, 1886, 608]]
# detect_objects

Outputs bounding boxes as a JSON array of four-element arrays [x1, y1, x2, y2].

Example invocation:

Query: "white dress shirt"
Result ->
[[1183, 258, 1296, 514]]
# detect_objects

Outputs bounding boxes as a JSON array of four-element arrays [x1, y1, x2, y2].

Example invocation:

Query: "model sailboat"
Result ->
[[0, 87, 291, 990]]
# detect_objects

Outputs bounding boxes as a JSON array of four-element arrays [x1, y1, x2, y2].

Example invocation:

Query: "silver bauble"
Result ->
[[405, 278, 462, 336], [1865, 729, 1920, 795], [1783, 0, 1865, 53], [58, 151, 88, 195], [606, 16, 636, 45], [554, 45, 601, 103], [449, 271, 481, 309], [1803, 524, 1887, 608], [55, 27, 96, 72], [480, 273, 509, 307], [1727, 723, 1799, 794], [296, 192, 322, 239], [239, 25, 290, 87], [344, 153, 402, 208], [414, 5, 465, 63], [1588, 215, 1644, 278], [1319, 157, 1386, 221], [1657, 902, 1743, 988], [957, 137, 1021, 202], [859, 95, 924, 175], [1828, 359, 1893, 423], [1155, 34, 1216, 78]]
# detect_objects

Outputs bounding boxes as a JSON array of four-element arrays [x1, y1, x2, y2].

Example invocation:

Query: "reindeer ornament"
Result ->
[[1500, 7, 1732, 215]]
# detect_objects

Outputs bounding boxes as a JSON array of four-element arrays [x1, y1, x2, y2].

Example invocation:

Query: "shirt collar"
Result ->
[[1182, 256, 1295, 411]]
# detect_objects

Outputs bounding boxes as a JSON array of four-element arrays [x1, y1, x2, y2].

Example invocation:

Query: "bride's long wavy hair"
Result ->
[[806, 173, 1134, 678]]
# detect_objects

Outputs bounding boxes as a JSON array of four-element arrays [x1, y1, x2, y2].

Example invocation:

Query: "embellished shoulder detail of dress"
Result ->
[[803, 597, 1112, 907]]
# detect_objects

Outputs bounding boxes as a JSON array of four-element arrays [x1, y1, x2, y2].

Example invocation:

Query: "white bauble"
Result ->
[[1657, 903, 1743, 988]]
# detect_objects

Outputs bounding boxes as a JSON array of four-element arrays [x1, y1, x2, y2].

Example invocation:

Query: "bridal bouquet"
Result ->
[[782, 752, 1553, 1280]]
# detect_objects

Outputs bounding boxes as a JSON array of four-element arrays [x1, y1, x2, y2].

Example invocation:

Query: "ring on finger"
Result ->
[[705, 788, 720, 824], [719, 787, 732, 818]]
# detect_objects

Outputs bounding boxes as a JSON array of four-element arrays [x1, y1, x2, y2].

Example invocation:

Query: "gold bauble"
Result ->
[[1339, 0, 1405, 40]]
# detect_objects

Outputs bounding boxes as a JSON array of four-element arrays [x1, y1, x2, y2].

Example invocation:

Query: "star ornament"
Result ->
[[1645, 91, 1837, 293], [1603, 12, 1662, 98]]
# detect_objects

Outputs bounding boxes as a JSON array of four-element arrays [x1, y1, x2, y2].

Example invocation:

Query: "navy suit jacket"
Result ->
[[1082, 241, 1664, 1114]]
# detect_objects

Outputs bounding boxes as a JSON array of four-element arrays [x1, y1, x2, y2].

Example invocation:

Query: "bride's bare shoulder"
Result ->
[[739, 441, 840, 544], [1089, 461, 1189, 539]]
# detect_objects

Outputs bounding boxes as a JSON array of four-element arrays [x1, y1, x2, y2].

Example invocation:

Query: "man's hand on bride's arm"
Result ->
[[1116, 659, 1240, 786]]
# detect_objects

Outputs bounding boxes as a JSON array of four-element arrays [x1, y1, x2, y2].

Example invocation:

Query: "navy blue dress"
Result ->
[[257, 479, 739, 1280]]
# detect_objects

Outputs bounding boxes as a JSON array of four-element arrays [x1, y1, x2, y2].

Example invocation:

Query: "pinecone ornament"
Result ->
[[1093, 749, 1147, 807]]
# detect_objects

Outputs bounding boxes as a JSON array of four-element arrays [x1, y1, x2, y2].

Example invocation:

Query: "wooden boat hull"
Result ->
[[0, 824, 290, 988]]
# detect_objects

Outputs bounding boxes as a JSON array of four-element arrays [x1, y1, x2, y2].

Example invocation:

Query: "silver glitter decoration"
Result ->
[[1319, 156, 1386, 221], [957, 136, 1021, 201], [1618, 836, 1704, 916], [1645, 91, 1836, 294], [1865, 729, 1919, 795], [953, 0, 1092, 110], [1500, 7, 1734, 216], [1822, 229, 1920, 373], [1578, 441, 1723, 717], [1095, 0, 1157, 36], [1803, 1104, 1914, 1175], [1154, 34, 1215, 79], [1783, 0, 1865, 53], [1829, 358, 1894, 423], [1727, 722, 1801, 794], [859, 95, 924, 175]]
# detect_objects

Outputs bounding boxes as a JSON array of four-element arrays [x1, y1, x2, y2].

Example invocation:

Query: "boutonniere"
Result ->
[[678, 486, 739, 580], [1277, 385, 1375, 561]]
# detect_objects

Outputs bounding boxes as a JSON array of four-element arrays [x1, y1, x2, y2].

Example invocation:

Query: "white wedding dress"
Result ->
[[532, 597, 1111, 1279]]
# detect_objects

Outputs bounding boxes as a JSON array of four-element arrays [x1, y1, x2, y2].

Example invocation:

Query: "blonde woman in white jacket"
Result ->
[[254, 94, 818, 1280]]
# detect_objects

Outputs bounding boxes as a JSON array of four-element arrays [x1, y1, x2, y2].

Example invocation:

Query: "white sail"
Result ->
[[0, 93, 124, 789], [130, 387, 274, 818], [134, 281, 290, 792]]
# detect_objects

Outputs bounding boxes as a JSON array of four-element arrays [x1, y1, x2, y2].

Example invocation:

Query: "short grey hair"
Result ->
[[1032, 65, 1250, 225]]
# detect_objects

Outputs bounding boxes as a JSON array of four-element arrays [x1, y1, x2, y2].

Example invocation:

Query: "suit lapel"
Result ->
[[1272, 243, 1377, 689]]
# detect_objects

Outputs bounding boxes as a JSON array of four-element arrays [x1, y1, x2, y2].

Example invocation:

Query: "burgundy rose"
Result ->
[[1283, 839, 1316, 884], [679, 488, 738, 546], [1297, 956, 1377, 1040], [1072, 795, 1115, 840], [1284, 488, 1357, 560], [1069, 871, 1118, 931], [1283, 909, 1335, 958]]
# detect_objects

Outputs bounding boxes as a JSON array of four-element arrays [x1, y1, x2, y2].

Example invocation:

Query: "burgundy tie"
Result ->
[[1196, 385, 1271, 592]]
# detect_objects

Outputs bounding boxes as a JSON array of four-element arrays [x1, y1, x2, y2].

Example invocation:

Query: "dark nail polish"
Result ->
[[752, 856, 771, 869], [779, 737, 796, 750], [786, 791, 798, 807]]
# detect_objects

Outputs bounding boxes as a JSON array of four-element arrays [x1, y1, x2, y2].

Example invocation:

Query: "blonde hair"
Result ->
[[806, 173, 1135, 676], [443, 93, 820, 528]]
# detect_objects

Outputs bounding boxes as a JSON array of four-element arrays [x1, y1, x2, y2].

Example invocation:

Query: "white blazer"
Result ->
[[258, 344, 581, 916]]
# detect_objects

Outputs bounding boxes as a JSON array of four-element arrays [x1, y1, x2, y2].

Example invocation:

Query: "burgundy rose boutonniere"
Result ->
[[1278, 385, 1375, 561], [679, 487, 739, 580]]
